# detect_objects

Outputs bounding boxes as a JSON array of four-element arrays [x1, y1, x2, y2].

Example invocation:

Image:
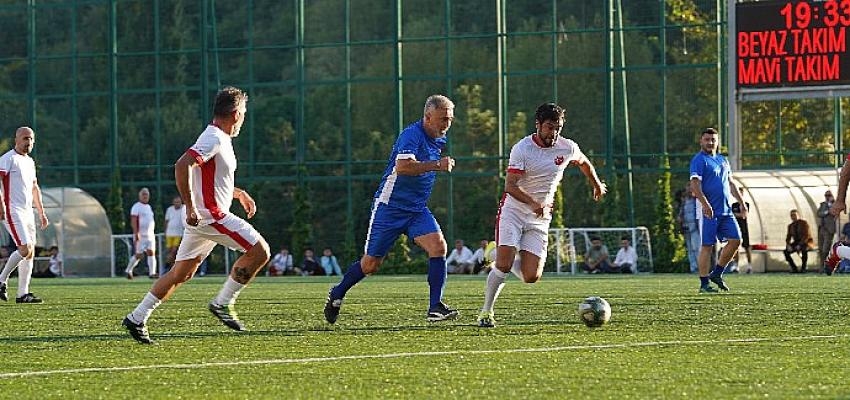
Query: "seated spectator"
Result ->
[[471, 239, 494, 274], [34, 246, 62, 278], [783, 209, 814, 273], [447, 239, 474, 274], [611, 237, 637, 274], [269, 246, 297, 276], [582, 236, 610, 273], [320, 247, 343, 276], [301, 248, 324, 276]]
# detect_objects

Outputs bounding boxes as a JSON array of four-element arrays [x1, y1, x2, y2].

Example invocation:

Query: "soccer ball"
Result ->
[[577, 296, 611, 328]]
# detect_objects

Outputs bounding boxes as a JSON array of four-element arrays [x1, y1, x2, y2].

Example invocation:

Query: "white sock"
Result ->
[[481, 268, 508, 313], [213, 277, 245, 306], [147, 256, 158, 276], [16, 258, 33, 295], [0, 251, 24, 283], [837, 245, 850, 260], [510, 258, 524, 281], [126, 256, 140, 274], [128, 292, 162, 325]]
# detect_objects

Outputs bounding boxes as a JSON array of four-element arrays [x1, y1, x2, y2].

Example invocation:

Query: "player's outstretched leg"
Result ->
[[324, 260, 366, 324], [708, 264, 729, 291], [426, 256, 457, 322]]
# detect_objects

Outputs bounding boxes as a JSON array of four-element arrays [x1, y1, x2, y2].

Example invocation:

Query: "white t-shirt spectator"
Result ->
[[164, 205, 186, 237], [130, 202, 156, 239], [447, 246, 474, 265], [613, 246, 638, 273]]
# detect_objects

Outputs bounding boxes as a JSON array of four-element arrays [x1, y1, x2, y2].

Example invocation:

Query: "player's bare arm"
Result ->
[[233, 187, 256, 219], [174, 152, 200, 226], [574, 153, 607, 201], [728, 181, 747, 220], [32, 181, 48, 229], [396, 156, 455, 175], [504, 171, 548, 217], [690, 178, 713, 219], [832, 158, 850, 215]]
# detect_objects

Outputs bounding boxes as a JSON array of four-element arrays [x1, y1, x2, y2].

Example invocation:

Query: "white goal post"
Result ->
[[549, 227, 653, 274]]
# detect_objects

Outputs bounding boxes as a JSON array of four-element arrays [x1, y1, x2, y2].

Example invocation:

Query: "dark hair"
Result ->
[[535, 103, 565, 124], [590, 236, 602, 242], [701, 127, 718, 136], [213, 86, 248, 118], [620, 236, 630, 242]]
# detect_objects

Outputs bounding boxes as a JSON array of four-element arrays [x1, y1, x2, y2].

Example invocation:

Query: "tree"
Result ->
[[650, 156, 685, 272]]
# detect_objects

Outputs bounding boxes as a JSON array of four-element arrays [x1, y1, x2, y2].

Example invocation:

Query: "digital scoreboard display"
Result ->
[[736, 0, 850, 89]]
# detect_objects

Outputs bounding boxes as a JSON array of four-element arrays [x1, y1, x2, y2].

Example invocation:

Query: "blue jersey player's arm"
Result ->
[[394, 130, 455, 175], [689, 155, 714, 219]]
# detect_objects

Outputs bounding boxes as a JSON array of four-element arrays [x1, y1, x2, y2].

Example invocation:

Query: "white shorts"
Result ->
[[496, 206, 551, 262], [135, 236, 155, 254], [2, 211, 36, 246], [175, 213, 262, 262]]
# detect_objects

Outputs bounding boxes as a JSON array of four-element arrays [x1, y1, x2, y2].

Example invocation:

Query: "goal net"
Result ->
[[549, 227, 653, 274]]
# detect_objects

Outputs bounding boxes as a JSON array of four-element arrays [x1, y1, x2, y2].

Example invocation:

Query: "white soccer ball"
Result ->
[[578, 296, 611, 328]]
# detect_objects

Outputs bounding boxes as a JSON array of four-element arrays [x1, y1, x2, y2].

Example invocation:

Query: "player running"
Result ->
[[122, 87, 270, 344], [477, 103, 606, 328], [324, 95, 459, 324]]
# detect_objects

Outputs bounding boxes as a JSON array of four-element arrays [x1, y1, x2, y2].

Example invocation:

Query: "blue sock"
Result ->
[[427, 257, 447, 308], [330, 260, 366, 300], [700, 276, 709, 286], [712, 265, 725, 275]]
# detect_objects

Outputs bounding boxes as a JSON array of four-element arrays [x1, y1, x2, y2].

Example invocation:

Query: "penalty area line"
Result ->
[[2, 333, 847, 379]]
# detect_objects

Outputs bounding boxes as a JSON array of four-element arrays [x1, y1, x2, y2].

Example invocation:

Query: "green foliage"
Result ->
[[288, 177, 314, 261], [105, 169, 125, 233], [650, 156, 685, 272]]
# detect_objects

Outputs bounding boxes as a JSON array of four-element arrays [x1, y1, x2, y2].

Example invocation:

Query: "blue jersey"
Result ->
[[689, 151, 733, 216], [374, 120, 446, 211]]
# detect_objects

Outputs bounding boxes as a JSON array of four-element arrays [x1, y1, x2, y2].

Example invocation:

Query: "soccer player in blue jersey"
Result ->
[[689, 128, 747, 293], [324, 95, 459, 324]]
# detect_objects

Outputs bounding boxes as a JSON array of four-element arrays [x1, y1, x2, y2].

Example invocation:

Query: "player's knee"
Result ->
[[360, 256, 381, 274], [18, 246, 30, 258], [253, 239, 271, 263], [523, 274, 541, 284]]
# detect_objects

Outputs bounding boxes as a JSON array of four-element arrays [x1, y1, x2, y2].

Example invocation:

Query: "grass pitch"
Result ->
[[0, 273, 848, 399]]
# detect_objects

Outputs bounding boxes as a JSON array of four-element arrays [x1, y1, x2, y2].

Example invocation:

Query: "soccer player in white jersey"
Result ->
[[0, 127, 49, 304], [125, 187, 158, 279], [122, 87, 271, 344], [477, 103, 606, 328]]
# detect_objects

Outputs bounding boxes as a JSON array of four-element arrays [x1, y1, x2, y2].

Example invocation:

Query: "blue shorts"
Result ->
[[700, 214, 741, 246], [364, 201, 441, 257]]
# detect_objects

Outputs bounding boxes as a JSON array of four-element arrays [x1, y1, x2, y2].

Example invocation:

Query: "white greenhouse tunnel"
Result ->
[[732, 169, 844, 272]]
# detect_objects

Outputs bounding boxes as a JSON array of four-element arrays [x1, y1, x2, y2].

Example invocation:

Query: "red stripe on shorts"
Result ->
[[210, 221, 254, 252]]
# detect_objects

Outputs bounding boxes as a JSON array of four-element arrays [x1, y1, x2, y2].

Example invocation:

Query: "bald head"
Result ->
[[138, 187, 150, 204], [14, 126, 35, 155]]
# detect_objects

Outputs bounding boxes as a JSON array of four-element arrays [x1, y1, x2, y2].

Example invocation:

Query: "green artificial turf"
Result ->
[[0, 274, 848, 399]]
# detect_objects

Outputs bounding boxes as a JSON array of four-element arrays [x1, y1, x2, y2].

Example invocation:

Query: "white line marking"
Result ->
[[2, 333, 847, 379]]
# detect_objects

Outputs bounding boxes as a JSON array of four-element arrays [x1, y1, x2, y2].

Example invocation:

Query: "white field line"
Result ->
[[1, 333, 847, 379]]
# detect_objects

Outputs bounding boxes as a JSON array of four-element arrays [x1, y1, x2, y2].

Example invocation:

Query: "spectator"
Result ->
[[784, 209, 814, 273], [471, 239, 493, 274], [301, 248, 324, 276], [611, 237, 638, 274], [320, 247, 343, 276], [842, 221, 850, 242], [164, 196, 186, 270], [678, 184, 700, 273], [817, 190, 837, 266], [582, 237, 610, 273], [269, 246, 295, 276], [446, 239, 474, 274], [33, 246, 62, 278], [731, 187, 752, 273]]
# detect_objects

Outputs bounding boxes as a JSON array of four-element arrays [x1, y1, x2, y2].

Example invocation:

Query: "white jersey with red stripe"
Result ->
[[500, 134, 583, 215], [185, 125, 237, 225], [130, 201, 156, 239], [0, 148, 36, 214]]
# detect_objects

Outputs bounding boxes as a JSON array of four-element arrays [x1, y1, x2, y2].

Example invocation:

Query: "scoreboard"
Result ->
[[736, 0, 850, 89]]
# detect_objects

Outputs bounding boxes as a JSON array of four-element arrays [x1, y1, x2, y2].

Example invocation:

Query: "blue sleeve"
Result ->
[[689, 154, 702, 180], [395, 128, 421, 159]]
